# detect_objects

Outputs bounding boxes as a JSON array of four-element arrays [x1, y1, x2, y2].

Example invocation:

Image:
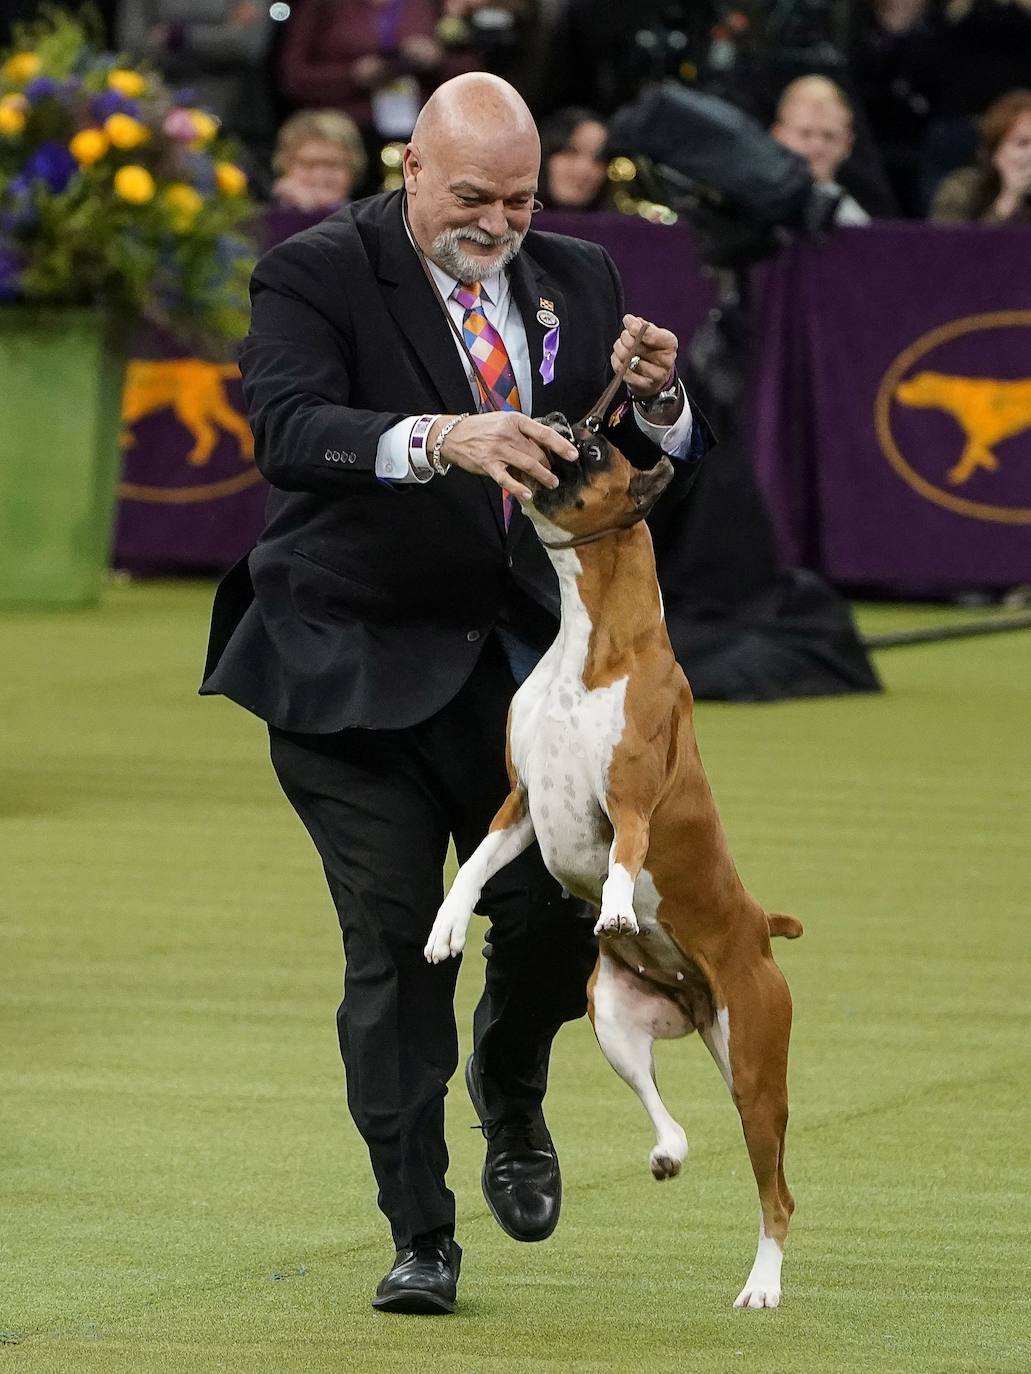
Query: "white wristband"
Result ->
[[408, 413, 438, 483]]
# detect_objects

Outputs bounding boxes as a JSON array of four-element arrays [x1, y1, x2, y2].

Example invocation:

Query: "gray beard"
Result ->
[[431, 226, 525, 284]]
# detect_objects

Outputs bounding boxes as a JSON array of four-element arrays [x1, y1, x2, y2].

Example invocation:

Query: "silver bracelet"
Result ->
[[431, 412, 469, 475]]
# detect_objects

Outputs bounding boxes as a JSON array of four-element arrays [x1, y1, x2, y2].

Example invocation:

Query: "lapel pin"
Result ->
[[536, 307, 559, 328]]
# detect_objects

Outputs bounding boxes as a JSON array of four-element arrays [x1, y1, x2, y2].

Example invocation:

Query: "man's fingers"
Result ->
[[622, 315, 652, 346], [620, 327, 677, 358], [486, 461, 533, 502], [518, 416, 578, 461], [612, 347, 662, 384]]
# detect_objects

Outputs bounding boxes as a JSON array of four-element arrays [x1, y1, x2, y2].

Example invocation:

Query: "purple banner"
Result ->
[[755, 225, 1031, 595], [113, 212, 1031, 594]]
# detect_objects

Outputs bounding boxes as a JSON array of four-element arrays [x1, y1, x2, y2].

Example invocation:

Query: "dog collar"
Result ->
[[538, 510, 650, 550]]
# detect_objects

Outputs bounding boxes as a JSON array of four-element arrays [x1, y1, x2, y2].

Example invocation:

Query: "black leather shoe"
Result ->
[[466, 1054, 562, 1243], [371, 1235, 462, 1315]]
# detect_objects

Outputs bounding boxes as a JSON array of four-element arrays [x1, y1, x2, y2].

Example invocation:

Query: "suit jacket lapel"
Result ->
[[506, 249, 568, 552], [508, 249, 567, 421], [375, 196, 508, 541], [375, 197, 478, 415]]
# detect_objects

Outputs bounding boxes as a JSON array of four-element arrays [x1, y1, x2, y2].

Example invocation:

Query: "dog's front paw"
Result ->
[[594, 907, 640, 937], [424, 900, 472, 964]]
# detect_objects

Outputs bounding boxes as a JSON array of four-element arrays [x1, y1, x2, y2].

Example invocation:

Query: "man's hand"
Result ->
[[611, 314, 679, 400], [429, 411, 578, 501]]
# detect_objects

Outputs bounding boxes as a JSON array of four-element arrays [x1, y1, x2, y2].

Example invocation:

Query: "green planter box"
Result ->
[[0, 308, 126, 608]]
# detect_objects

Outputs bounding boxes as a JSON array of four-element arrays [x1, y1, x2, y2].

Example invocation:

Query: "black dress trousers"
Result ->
[[268, 635, 597, 1248]]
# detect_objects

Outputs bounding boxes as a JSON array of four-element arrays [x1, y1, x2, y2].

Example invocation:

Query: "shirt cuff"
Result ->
[[632, 381, 695, 459], [375, 417, 421, 483]]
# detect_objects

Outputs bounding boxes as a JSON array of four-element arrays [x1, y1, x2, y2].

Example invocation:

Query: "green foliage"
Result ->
[[0, 6, 257, 349]]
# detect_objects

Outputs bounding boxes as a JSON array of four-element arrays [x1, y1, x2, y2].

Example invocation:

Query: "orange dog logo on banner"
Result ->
[[120, 359, 255, 467], [876, 310, 1031, 525], [895, 372, 1031, 485]]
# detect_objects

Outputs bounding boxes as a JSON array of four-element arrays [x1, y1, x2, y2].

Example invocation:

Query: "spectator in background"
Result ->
[[116, 0, 275, 158], [277, 0, 477, 171], [270, 109, 368, 212], [849, 0, 940, 216], [931, 89, 1031, 223], [537, 108, 611, 212], [436, 0, 540, 100], [771, 76, 871, 225]]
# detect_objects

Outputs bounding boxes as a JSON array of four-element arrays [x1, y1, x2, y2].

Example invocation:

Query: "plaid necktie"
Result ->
[[453, 281, 521, 526]]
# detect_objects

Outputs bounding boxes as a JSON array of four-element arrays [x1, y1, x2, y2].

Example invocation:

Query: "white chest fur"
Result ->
[[508, 551, 629, 904]]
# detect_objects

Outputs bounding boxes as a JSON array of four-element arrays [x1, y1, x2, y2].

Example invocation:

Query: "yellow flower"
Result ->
[[214, 161, 247, 197], [113, 164, 156, 204], [69, 127, 109, 167], [1, 51, 41, 85], [189, 110, 219, 145], [104, 112, 150, 150], [164, 181, 204, 231], [0, 97, 27, 138], [106, 68, 147, 99]]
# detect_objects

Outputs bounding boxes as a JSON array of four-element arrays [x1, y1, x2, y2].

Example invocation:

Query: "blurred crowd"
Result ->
[[5, 1, 1029, 225]]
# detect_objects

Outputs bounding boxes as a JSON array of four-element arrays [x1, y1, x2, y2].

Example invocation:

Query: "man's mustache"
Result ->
[[451, 227, 519, 250]]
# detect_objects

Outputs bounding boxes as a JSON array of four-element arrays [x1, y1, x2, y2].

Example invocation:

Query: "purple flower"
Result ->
[[23, 142, 78, 195], [24, 76, 62, 103], [163, 107, 198, 143], [90, 89, 138, 121], [0, 248, 23, 302]]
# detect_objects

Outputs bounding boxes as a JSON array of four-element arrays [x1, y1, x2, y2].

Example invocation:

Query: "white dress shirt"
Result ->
[[375, 255, 694, 481]]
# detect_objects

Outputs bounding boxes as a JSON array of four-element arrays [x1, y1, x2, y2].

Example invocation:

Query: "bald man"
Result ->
[[202, 74, 711, 1314], [771, 76, 871, 226]]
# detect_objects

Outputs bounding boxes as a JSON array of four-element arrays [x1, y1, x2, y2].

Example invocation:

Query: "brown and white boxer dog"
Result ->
[[425, 412, 802, 1310]]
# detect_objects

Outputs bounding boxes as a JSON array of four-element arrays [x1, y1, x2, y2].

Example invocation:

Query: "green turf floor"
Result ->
[[2, 583, 1029, 1373]]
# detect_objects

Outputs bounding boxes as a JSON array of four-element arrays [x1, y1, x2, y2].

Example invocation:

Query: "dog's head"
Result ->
[[523, 412, 674, 546]]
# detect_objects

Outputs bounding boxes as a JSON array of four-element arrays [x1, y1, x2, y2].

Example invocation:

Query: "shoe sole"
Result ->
[[465, 1054, 561, 1244], [372, 1289, 456, 1315]]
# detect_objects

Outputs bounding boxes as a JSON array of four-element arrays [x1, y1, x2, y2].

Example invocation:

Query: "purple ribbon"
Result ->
[[539, 324, 560, 386]]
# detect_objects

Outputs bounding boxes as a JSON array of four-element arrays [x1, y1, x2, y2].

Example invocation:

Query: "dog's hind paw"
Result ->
[[649, 1150, 683, 1181], [733, 1283, 781, 1310], [733, 1237, 784, 1310], [649, 1126, 687, 1180]]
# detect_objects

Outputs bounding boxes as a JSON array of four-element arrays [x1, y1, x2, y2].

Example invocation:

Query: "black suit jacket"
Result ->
[[201, 190, 713, 732]]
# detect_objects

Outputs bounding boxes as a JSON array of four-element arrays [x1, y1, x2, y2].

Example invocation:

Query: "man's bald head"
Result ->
[[771, 76, 854, 185], [412, 73, 540, 167], [776, 75, 853, 127], [404, 75, 542, 283]]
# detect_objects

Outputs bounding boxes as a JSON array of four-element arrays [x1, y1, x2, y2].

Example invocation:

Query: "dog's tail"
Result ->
[[767, 913, 804, 939]]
